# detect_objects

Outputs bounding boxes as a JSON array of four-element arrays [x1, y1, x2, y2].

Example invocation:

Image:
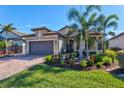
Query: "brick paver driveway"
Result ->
[[0, 55, 44, 80]]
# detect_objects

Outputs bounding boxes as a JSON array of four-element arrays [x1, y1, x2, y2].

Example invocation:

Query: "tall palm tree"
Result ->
[[67, 5, 101, 59], [0, 23, 16, 55], [95, 14, 119, 54]]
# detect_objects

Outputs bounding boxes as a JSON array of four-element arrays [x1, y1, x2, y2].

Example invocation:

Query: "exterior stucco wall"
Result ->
[[109, 35, 124, 49], [58, 36, 66, 53], [23, 34, 59, 55], [109, 39, 116, 48], [116, 35, 124, 49]]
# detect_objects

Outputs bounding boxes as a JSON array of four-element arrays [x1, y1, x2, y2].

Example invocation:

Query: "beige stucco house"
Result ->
[[109, 32, 124, 49], [22, 26, 102, 56]]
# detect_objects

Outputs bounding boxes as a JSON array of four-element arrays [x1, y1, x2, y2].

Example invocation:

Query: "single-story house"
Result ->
[[22, 26, 102, 56], [0, 30, 26, 53], [109, 32, 124, 49]]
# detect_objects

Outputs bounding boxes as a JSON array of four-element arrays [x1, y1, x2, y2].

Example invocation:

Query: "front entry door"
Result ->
[[66, 40, 74, 53]]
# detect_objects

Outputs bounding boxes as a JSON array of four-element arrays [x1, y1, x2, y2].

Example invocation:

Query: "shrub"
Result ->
[[102, 56, 112, 66], [74, 51, 79, 58], [52, 55, 60, 63], [117, 50, 124, 68], [0, 50, 6, 55], [80, 59, 87, 68], [69, 53, 77, 59], [0, 41, 6, 50], [90, 55, 96, 62], [94, 54, 103, 62], [69, 59, 76, 66], [45, 55, 52, 63], [60, 61, 65, 65], [87, 58, 94, 67], [105, 50, 116, 62], [96, 62, 103, 68]]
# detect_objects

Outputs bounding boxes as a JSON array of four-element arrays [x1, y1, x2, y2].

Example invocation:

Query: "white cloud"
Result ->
[[26, 25, 31, 28]]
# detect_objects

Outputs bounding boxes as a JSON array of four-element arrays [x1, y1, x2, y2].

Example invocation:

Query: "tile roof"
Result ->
[[11, 30, 26, 36], [31, 26, 53, 32], [0, 36, 4, 40], [21, 33, 35, 37]]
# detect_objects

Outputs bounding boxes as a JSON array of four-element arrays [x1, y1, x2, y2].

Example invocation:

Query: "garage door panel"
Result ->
[[29, 41, 53, 55]]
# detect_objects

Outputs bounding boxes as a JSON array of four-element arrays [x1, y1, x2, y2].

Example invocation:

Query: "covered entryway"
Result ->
[[29, 41, 53, 55]]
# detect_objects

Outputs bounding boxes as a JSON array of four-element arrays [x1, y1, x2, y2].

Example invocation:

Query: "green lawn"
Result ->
[[0, 64, 124, 88]]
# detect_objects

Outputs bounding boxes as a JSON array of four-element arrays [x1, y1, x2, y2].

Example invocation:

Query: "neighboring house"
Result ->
[[0, 30, 26, 53], [109, 32, 124, 49], [22, 26, 102, 56], [0, 36, 4, 40]]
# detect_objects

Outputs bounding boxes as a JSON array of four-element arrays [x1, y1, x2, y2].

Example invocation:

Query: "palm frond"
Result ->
[[105, 14, 119, 26], [107, 21, 118, 30], [108, 31, 116, 37], [67, 8, 81, 22], [0, 24, 3, 27], [85, 5, 101, 16], [80, 16, 87, 26], [1, 23, 15, 33], [88, 13, 97, 26], [97, 14, 106, 26], [96, 26, 104, 32]]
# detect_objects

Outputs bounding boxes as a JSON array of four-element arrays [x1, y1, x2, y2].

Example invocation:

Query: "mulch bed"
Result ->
[[45, 62, 120, 71], [45, 61, 124, 79]]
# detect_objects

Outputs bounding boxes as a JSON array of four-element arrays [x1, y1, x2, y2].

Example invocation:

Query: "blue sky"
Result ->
[[0, 5, 124, 35]]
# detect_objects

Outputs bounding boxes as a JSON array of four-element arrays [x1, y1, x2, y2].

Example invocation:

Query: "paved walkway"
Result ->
[[0, 55, 44, 80]]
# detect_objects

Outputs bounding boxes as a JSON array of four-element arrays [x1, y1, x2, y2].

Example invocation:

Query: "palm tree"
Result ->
[[0, 23, 16, 55], [95, 14, 119, 54], [67, 5, 101, 59]]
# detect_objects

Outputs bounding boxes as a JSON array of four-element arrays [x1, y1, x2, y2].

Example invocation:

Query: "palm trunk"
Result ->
[[85, 32, 89, 58], [102, 29, 105, 55], [79, 32, 83, 60]]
